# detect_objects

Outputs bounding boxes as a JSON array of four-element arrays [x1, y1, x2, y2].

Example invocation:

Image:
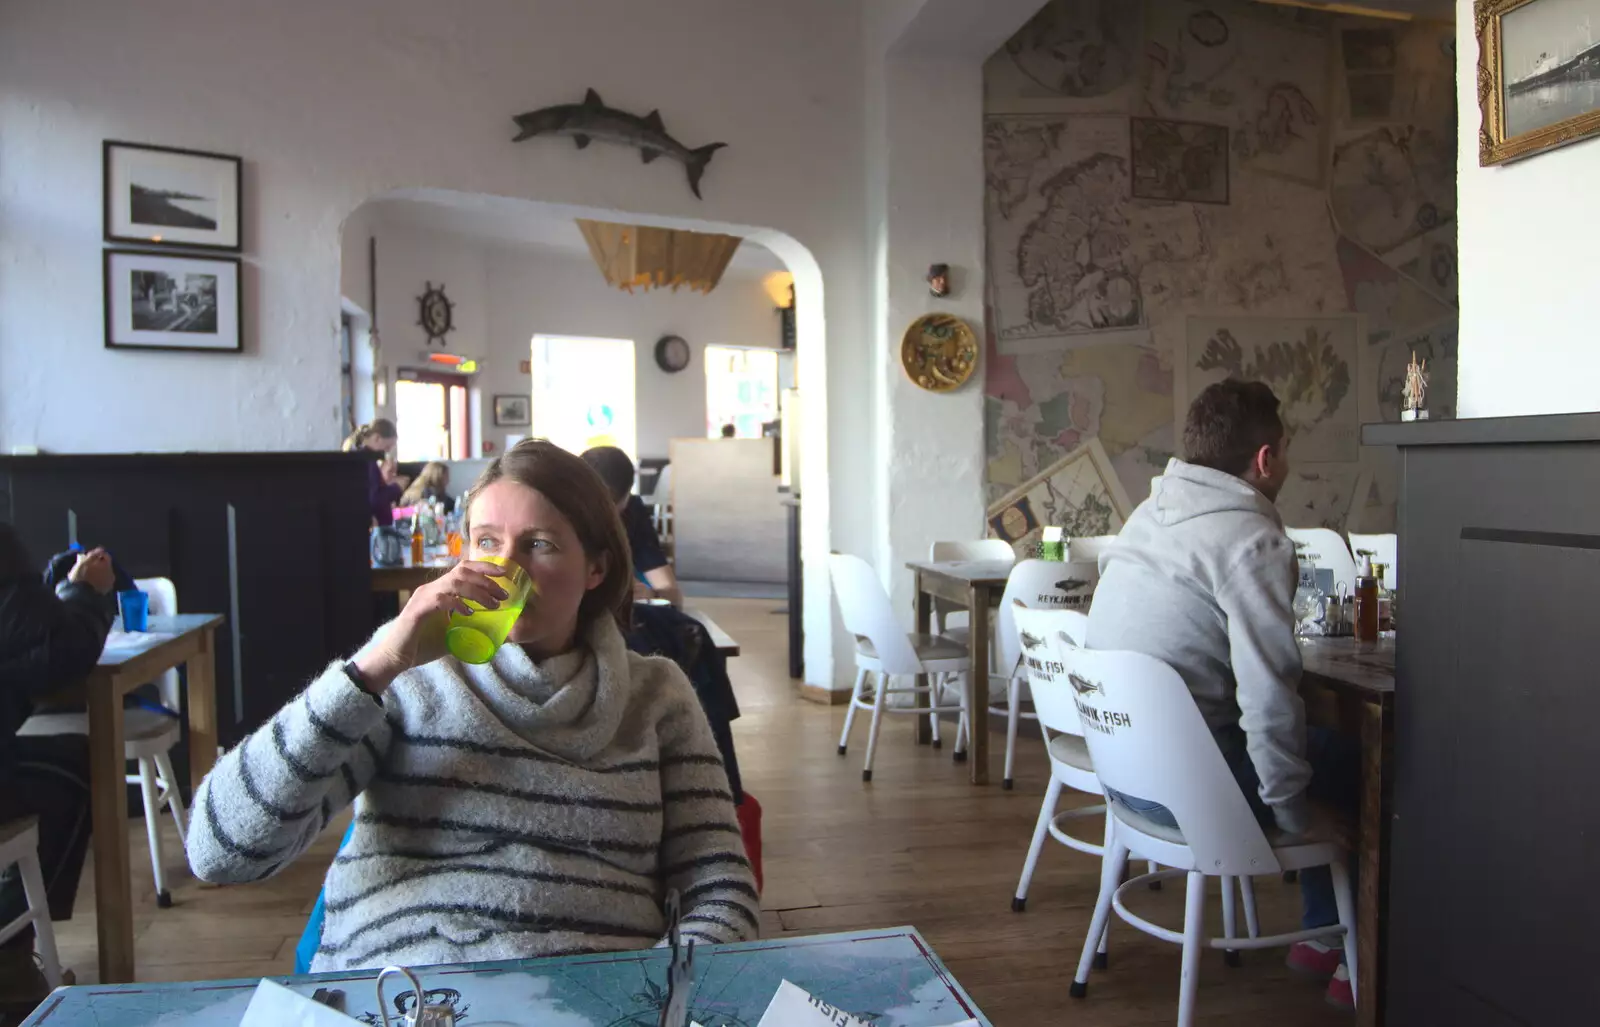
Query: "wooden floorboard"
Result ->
[[55, 597, 1350, 1024]]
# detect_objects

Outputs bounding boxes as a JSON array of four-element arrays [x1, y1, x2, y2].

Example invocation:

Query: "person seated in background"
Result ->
[[580, 446, 684, 609], [398, 461, 454, 514], [1086, 380, 1360, 1010], [0, 528, 116, 1012], [343, 419, 403, 526], [187, 440, 755, 972]]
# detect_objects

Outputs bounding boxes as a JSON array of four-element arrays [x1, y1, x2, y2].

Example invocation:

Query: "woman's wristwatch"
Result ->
[[343, 661, 382, 699]]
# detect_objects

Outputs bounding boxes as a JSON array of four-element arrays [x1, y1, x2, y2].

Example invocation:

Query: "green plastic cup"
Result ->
[[445, 556, 534, 664]]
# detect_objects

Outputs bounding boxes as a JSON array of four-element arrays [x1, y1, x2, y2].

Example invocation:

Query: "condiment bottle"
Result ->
[[1353, 554, 1380, 643], [410, 513, 425, 564]]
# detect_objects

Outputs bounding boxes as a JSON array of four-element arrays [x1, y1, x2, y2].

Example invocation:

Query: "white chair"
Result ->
[[928, 539, 1017, 635], [989, 559, 1099, 789], [1063, 643, 1357, 1025], [1347, 531, 1397, 590], [1285, 527, 1357, 595], [20, 577, 189, 908], [1011, 607, 1161, 938], [0, 818, 62, 989], [830, 553, 971, 781], [647, 463, 673, 544], [1068, 534, 1119, 564]]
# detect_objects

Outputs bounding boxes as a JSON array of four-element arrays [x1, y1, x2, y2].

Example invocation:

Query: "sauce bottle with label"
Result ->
[[1353, 553, 1380, 643]]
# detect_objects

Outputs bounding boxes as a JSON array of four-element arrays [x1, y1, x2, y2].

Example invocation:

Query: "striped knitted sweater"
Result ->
[[186, 617, 758, 972]]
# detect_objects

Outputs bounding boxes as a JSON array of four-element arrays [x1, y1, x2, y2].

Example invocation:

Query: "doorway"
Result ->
[[394, 369, 471, 461], [704, 345, 779, 440], [529, 334, 637, 460]]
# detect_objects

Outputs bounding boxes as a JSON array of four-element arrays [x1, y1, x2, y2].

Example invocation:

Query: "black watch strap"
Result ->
[[343, 661, 380, 700]]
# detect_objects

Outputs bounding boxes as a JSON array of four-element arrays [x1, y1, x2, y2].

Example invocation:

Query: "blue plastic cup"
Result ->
[[119, 590, 149, 632]]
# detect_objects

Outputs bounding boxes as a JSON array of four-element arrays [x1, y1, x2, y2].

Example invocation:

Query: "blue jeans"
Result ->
[[1106, 725, 1360, 931]]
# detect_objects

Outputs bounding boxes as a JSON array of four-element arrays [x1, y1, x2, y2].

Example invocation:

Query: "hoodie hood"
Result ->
[[1148, 458, 1283, 529]]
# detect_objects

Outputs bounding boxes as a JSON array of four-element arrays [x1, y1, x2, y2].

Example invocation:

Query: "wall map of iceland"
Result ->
[[1185, 316, 1360, 464]]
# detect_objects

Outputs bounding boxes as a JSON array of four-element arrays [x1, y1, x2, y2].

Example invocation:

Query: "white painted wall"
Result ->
[[866, 0, 1050, 616], [354, 221, 781, 460], [1455, 0, 1600, 418], [480, 248, 781, 461], [0, 0, 867, 688]]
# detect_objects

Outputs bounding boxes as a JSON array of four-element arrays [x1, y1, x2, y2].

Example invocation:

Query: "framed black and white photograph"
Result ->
[[1478, 0, 1600, 164], [104, 249, 242, 353], [493, 394, 531, 426], [104, 140, 242, 251]]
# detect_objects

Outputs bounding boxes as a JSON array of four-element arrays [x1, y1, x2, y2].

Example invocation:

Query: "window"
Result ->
[[338, 313, 356, 437], [394, 369, 471, 462], [705, 346, 778, 438], [529, 335, 637, 460]]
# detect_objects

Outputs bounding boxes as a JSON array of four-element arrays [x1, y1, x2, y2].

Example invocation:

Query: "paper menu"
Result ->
[[756, 980, 872, 1027], [238, 979, 362, 1026]]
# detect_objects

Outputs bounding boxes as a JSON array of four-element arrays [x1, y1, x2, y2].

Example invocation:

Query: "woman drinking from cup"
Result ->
[[186, 440, 757, 971]]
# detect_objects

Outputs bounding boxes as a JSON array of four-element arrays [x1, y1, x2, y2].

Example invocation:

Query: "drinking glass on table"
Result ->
[[118, 589, 149, 632]]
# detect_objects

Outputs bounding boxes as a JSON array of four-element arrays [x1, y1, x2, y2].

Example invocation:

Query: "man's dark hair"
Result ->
[[580, 446, 635, 503], [1183, 380, 1284, 477]]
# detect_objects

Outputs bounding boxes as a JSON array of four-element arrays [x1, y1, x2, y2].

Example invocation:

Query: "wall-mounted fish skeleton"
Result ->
[[511, 89, 727, 199]]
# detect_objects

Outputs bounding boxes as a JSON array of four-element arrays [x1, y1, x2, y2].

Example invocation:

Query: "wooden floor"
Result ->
[[56, 598, 1350, 1025]]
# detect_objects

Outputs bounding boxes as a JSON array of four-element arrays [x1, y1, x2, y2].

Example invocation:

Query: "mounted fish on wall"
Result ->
[[511, 89, 727, 198]]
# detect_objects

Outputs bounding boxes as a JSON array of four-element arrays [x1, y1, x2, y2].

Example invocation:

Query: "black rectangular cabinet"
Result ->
[[0, 452, 374, 762], [1366, 414, 1600, 1025]]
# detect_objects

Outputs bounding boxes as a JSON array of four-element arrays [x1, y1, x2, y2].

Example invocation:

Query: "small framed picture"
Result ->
[[104, 140, 242, 251], [493, 394, 531, 426], [104, 249, 242, 354]]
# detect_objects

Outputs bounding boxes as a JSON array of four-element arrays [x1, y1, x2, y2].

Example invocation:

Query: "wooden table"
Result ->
[[1299, 636, 1395, 1027], [370, 546, 454, 593], [83, 614, 223, 984], [905, 559, 1012, 785]]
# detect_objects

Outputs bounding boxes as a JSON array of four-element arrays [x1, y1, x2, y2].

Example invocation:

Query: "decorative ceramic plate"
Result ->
[[900, 313, 978, 392]]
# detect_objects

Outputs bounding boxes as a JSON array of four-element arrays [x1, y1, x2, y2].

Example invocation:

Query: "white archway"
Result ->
[[338, 188, 837, 689]]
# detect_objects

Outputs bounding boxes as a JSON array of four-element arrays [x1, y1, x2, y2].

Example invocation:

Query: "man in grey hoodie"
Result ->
[[1087, 380, 1358, 1004]]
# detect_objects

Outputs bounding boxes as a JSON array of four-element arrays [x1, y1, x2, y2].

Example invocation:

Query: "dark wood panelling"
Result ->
[[0, 453, 373, 765], [1373, 421, 1600, 1025]]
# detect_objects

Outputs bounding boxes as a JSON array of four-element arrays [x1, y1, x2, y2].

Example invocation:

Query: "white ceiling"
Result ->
[[366, 196, 788, 275]]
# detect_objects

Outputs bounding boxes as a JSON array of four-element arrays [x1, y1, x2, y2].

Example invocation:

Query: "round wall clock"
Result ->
[[655, 334, 691, 373], [417, 281, 455, 346]]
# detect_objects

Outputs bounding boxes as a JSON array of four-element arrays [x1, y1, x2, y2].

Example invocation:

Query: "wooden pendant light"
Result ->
[[575, 219, 743, 294]]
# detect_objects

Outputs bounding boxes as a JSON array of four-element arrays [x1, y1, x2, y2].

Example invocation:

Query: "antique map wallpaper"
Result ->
[[984, 0, 1458, 533]]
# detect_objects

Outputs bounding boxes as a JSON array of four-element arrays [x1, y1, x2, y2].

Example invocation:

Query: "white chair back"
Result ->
[[134, 576, 181, 712], [995, 559, 1099, 677], [1285, 527, 1357, 594], [930, 539, 1017, 563], [828, 553, 922, 675], [1057, 641, 1279, 875], [1013, 606, 1090, 740], [1347, 532, 1397, 590], [647, 463, 672, 505], [1068, 534, 1118, 563]]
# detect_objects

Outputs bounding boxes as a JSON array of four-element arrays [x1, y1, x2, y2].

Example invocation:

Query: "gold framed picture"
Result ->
[[1477, 0, 1600, 165]]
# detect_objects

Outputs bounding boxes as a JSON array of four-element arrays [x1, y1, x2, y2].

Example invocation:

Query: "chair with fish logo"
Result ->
[[829, 553, 972, 781], [985, 559, 1100, 790], [1063, 644, 1357, 1026], [1009, 605, 1160, 954]]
